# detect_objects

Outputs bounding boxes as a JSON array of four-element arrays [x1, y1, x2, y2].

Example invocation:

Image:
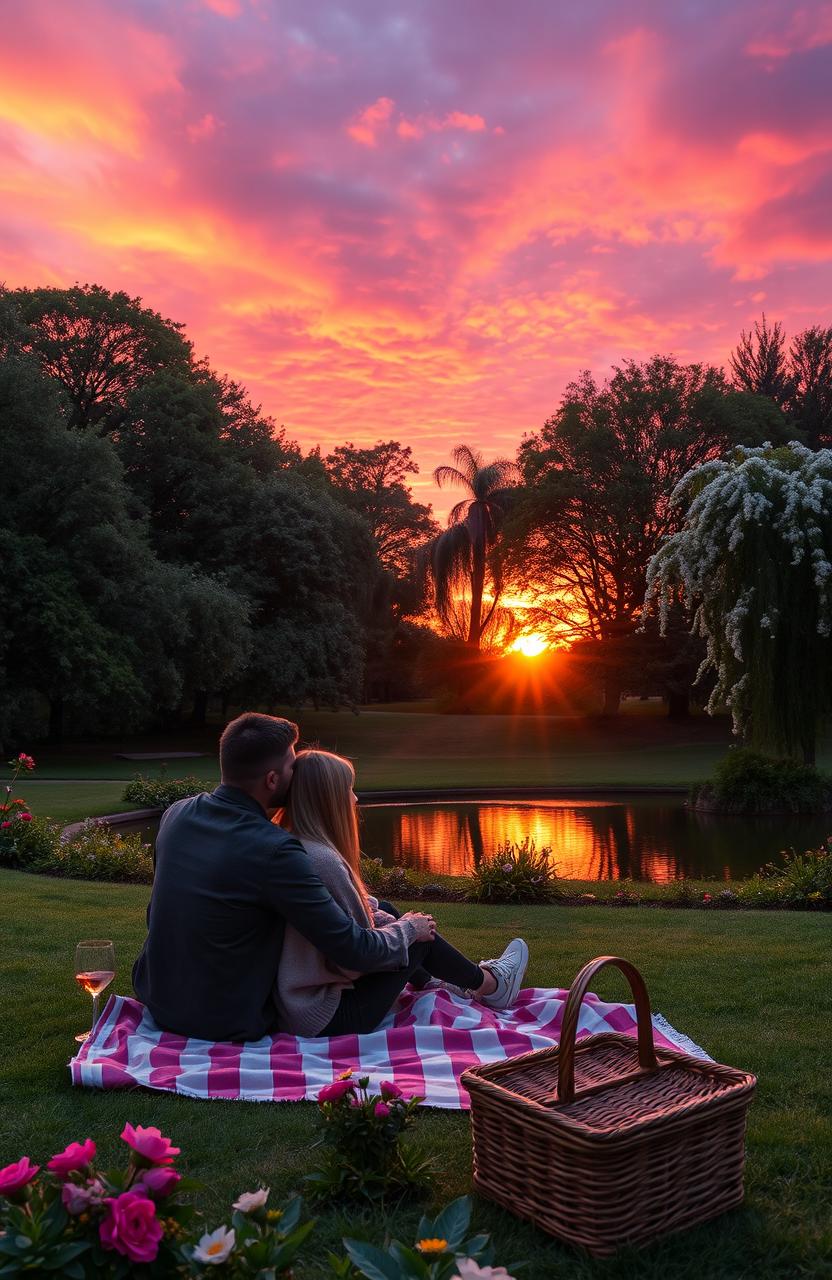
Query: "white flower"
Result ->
[[231, 1187, 269, 1213], [193, 1226, 235, 1265], [454, 1260, 517, 1280]]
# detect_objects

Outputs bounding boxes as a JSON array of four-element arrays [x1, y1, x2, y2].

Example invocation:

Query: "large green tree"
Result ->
[[324, 440, 438, 578], [11, 284, 192, 432], [511, 356, 788, 711], [424, 445, 520, 649], [0, 348, 249, 743]]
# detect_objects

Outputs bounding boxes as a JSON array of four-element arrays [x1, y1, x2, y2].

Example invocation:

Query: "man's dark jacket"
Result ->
[[132, 784, 400, 1041]]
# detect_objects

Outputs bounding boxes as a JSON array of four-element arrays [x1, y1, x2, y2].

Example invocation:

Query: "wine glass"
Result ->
[[74, 939, 115, 1044]]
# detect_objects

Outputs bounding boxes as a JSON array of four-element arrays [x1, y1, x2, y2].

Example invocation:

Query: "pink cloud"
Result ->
[[0, 0, 831, 519]]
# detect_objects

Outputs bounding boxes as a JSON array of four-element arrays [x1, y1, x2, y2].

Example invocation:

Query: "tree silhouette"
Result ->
[[423, 446, 520, 648]]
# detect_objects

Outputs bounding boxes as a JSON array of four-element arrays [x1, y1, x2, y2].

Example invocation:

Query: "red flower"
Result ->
[[0, 1157, 40, 1200], [17, 753, 35, 770], [317, 1079, 356, 1104], [379, 1080, 403, 1100], [47, 1138, 96, 1179], [374, 1102, 391, 1118], [19, 813, 32, 822], [99, 1191, 163, 1264], [120, 1123, 180, 1166], [0, 821, 10, 830]]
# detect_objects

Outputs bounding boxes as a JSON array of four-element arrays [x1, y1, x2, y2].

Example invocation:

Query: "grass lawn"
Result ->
[[2, 868, 830, 1278]]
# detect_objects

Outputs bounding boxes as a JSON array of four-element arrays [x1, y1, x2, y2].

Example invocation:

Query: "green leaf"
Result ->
[[343, 1238, 407, 1280], [389, 1241, 432, 1278], [39, 1241, 91, 1269], [429, 1196, 472, 1249], [269, 1219, 316, 1269]]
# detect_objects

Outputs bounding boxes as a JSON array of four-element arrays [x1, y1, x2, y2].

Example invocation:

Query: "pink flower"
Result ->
[[374, 1102, 391, 1118], [502, 863, 513, 873], [0, 821, 10, 829], [136, 1167, 181, 1198], [0, 1157, 39, 1199], [19, 813, 32, 822], [379, 1080, 403, 1100], [18, 753, 35, 770], [47, 1138, 96, 1179], [62, 1179, 105, 1215], [120, 1123, 180, 1167], [702, 893, 713, 903], [100, 1192, 163, 1264], [318, 1079, 356, 1104]]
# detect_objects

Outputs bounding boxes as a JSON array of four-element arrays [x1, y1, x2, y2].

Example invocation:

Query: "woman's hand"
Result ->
[[400, 911, 436, 942]]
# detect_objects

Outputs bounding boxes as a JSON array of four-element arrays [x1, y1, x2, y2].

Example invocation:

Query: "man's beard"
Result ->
[[268, 773, 293, 807]]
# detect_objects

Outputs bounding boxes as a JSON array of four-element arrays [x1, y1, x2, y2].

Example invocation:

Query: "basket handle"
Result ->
[[557, 956, 658, 1104]]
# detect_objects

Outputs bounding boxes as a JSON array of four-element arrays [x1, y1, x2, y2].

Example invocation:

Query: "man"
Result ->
[[133, 712, 436, 1040]]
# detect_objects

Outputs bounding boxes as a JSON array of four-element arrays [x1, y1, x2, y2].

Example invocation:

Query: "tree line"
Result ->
[[2, 284, 830, 743]]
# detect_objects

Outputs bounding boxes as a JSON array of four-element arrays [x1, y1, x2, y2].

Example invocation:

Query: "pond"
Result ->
[[116, 794, 829, 882]]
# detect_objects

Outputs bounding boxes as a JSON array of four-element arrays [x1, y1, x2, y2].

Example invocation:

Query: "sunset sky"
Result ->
[[2, 0, 832, 517]]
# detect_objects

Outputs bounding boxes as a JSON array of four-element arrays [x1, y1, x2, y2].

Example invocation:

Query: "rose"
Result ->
[[19, 813, 32, 822], [0, 1156, 39, 1200], [318, 1079, 356, 1104], [120, 1123, 180, 1166], [379, 1080, 403, 1100], [193, 1226, 236, 1265], [136, 1167, 181, 1198], [47, 1138, 96, 1179], [231, 1187, 269, 1213], [62, 1178, 105, 1215], [374, 1102, 391, 1118], [99, 1191, 163, 1264]]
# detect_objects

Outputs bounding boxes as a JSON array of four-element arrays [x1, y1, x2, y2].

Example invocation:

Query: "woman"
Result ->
[[273, 749, 529, 1037]]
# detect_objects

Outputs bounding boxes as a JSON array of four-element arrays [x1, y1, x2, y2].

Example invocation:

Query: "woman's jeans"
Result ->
[[319, 902, 482, 1036]]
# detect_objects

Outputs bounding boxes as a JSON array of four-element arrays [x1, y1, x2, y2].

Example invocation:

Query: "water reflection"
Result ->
[[358, 798, 829, 882]]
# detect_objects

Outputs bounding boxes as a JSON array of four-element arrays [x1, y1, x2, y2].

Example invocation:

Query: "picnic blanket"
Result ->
[[70, 985, 710, 1110]]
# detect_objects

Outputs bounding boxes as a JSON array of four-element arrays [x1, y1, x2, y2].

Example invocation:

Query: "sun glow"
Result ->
[[511, 633, 548, 658]]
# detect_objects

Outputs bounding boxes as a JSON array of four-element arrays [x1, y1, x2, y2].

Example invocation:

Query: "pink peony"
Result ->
[[379, 1080, 403, 1100], [120, 1123, 180, 1166], [99, 1191, 163, 1264], [47, 1138, 96, 1179], [0, 1156, 39, 1199], [318, 1079, 356, 1104], [374, 1102, 391, 1118], [62, 1179, 105, 1215], [136, 1167, 181, 1198]]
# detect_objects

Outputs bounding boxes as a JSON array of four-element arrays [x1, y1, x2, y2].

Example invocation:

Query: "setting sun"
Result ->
[[511, 634, 548, 658]]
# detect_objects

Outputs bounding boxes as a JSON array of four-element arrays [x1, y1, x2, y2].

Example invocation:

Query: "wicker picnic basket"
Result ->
[[462, 956, 756, 1257]]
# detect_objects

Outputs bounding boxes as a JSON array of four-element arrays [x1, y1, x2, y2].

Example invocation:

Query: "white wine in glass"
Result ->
[[74, 939, 115, 1044]]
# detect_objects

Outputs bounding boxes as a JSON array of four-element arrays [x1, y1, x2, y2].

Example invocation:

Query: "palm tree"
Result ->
[[426, 445, 520, 648]]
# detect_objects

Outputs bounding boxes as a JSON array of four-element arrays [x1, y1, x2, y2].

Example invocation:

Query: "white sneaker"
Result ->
[[478, 938, 529, 1009]]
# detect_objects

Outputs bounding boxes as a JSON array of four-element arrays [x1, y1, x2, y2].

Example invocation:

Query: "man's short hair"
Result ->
[[219, 713, 299, 782]]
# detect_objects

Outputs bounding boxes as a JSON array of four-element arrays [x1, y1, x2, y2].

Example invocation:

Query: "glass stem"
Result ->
[[90, 995, 99, 1034]]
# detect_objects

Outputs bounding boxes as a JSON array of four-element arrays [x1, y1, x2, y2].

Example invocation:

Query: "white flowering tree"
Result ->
[[645, 443, 832, 765]]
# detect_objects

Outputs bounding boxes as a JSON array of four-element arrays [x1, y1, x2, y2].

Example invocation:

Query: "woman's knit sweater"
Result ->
[[274, 838, 417, 1037]]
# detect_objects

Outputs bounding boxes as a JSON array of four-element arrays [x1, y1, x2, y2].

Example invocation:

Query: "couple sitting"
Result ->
[[133, 713, 530, 1042]]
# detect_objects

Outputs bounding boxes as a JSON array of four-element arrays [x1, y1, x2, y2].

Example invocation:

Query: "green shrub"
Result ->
[[739, 842, 832, 910], [360, 857, 422, 900], [466, 837, 563, 904], [0, 815, 154, 883], [122, 772, 203, 810], [691, 749, 832, 814], [0, 815, 61, 870]]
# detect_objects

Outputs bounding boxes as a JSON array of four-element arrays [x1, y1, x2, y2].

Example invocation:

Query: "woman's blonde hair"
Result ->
[[276, 749, 372, 924]]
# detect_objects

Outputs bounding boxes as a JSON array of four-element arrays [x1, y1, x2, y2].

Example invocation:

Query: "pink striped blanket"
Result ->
[[70, 985, 709, 1110]]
